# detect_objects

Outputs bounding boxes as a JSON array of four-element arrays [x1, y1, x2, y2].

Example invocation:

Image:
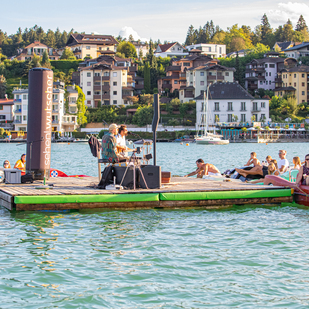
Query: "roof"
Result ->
[[282, 64, 309, 73], [274, 87, 296, 91], [66, 33, 118, 47], [249, 57, 284, 65], [226, 49, 248, 57], [274, 41, 295, 51], [24, 41, 48, 49], [284, 42, 309, 51], [156, 42, 177, 53], [195, 82, 254, 100], [0, 99, 14, 105]]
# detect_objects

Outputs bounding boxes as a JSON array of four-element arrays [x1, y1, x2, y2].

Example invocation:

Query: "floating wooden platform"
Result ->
[[0, 177, 293, 211]]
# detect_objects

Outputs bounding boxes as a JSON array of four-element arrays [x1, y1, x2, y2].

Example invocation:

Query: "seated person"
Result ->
[[184, 158, 221, 178], [14, 154, 26, 172], [235, 164, 268, 180], [278, 149, 289, 173], [3, 160, 11, 168], [116, 125, 135, 160], [292, 156, 301, 170], [270, 159, 279, 176], [249, 163, 277, 184], [101, 124, 120, 163], [296, 154, 309, 186], [245, 152, 261, 167]]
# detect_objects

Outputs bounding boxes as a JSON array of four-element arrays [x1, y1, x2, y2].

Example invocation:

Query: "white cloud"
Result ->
[[118, 26, 148, 42], [268, 2, 309, 26]]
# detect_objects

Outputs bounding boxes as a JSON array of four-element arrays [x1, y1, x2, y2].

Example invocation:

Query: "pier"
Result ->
[[0, 177, 293, 211]]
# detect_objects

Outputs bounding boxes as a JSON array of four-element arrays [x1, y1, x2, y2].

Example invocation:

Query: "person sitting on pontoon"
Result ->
[[245, 152, 261, 167], [184, 158, 221, 178]]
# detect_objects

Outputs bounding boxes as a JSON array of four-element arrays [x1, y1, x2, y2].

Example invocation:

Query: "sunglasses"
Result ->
[[306, 158, 309, 161], [4, 163, 8, 165]]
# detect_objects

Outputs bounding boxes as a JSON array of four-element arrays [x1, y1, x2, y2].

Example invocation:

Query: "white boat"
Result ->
[[195, 87, 229, 145]]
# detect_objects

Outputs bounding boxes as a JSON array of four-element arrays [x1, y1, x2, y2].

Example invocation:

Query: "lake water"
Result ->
[[1, 142, 309, 308]]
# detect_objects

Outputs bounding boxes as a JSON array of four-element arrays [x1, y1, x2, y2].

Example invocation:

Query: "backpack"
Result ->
[[21, 173, 34, 183], [98, 166, 114, 189]]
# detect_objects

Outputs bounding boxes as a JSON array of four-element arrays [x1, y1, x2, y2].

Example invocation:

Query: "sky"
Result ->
[[2, 0, 309, 43]]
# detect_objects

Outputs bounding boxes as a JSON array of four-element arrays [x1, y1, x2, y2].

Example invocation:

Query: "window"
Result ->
[[174, 81, 178, 84], [87, 100, 91, 105], [266, 72, 268, 77], [225, 72, 229, 76], [261, 114, 265, 120], [241, 102, 246, 111], [23, 104, 27, 111], [94, 81, 100, 86], [266, 81, 268, 85], [253, 102, 258, 111], [104, 82, 109, 86], [264, 64, 268, 68], [0, 105, 3, 110], [200, 81, 204, 86], [228, 114, 233, 122], [104, 72, 110, 76], [214, 114, 219, 122], [87, 91, 91, 95], [294, 74, 296, 78], [183, 62, 190, 67], [0, 115, 5, 119], [113, 72, 117, 77], [87, 72, 91, 77], [261, 102, 265, 108], [227, 102, 233, 111], [23, 94, 27, 100], [113, 81, 117, 86], [87, 82, 91, 86], [86, 54, 90, 57], [214, 102, 220, 111], [302, 91, 305, 95], [269, 72, 271, 76], [86, 46, 90, 50], [53, 94, 58, 100], [23, 115, 27, 121], [269, 64, 275, 68], [269, 81, 271, 85], [113, 91, 117, 95], [260, 81, 263, 85], [94, 91, 100, 95], [94, 72, 100, 77], [113, 100, 117, 105], [200, 72, 204, 76], [294, 82, 296, 87], [302, 82, 305, 87]]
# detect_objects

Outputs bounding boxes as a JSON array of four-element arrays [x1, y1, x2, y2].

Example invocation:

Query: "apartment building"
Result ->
[[12, 85, 67, 132], [66, 33, 118, 59], [179, 64, 235, 102], [132, 41, 149, 58], [195, 82, 270, 126], [0, 96, 14, 121], [16, 41, 60, 61], [157, 50, 217, 94], [244, 52, 285, 92], [186, 43, 226, 58], [154, 42, 187, 58], [64, 85, 79, 131], [78, 55, 142, 107], [274, 65, 309, 104]]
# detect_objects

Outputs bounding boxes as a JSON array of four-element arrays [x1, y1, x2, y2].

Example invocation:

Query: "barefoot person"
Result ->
[[296, 154, 309, 186], [235, 164, 268, 179], [184, 159, 221, 178]]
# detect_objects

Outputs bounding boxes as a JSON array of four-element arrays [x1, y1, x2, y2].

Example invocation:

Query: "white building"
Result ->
[[154, 42, 188, 58], [12, 86, 72, 133], [186, 43, 226, 58], [195, 82, 270, 126], [283, 42, 309, 59], [0, 97, 14, 122], [179, 64, 235, 102]]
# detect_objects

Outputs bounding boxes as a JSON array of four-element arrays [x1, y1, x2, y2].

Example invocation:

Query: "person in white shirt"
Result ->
[[277, 150, 289, 173], [116, 125, 134, 159]]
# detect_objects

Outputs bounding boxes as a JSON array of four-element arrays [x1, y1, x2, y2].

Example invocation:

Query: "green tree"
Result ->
[[295, 15, 308, 31], [282, 19, 294, 41], [185, 25, 196, 45], [143, 62, 151, 93], [41, 50, 51, 69], [31, 53, 41, 68], [0, 75, 7, 99], [60, 47, 76, 60], [76, 85, 87, 126], [116, 41, 137, 58], [132, 105, 153, 126], [260, 14, 273, 46]]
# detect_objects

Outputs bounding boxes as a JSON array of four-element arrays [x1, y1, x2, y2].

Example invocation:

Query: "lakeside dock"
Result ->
[[0, 177, 293, 211]]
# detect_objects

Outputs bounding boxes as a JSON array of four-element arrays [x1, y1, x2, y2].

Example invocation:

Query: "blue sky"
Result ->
[[2, 1, 309, 43]]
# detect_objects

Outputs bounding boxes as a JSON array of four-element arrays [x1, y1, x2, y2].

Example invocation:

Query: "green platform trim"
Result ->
[[159, 189, 292, 201], [14, 193, 159, 205]]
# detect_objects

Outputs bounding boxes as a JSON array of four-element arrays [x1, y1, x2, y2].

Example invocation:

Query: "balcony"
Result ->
[[93, 76, 109, 81], [14, 119, 22, 123], [52, 120, 59, 124], [251, 108, 261, 113], [184, 92, 194, 98], [162, 84, 172, 90], [208, 75, 224, 81], [15, 109, 22, 113], [53, 99, 59, 102], [102, 85, 110, 91], [52, 109, 59, 113], [94, 85, 101, 91], [14, 99, 21, 102]]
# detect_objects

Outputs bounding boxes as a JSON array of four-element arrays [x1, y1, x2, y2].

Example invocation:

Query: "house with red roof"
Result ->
[[0, 96, 14, 129], [154, 42, 188, 58], [16, 41, 60, 61]]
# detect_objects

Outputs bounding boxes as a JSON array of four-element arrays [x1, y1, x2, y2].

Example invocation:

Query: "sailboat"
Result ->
[[195, 87, 229, 145]]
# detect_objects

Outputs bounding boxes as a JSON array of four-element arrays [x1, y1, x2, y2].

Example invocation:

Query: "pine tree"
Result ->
[[41, 50, 51, 69], [75, 85, 87, 125], [282, 19, 294, 41], [185, 25, 195, 45], [143, 62, 151, 94], [0, 75, 7, 99], [261, 14, 272, 45], [295, 15, 308, 31]]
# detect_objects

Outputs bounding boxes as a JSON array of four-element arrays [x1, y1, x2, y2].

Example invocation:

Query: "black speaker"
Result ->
[[139, 165, 161, 189], [114, 166, 136, 188]]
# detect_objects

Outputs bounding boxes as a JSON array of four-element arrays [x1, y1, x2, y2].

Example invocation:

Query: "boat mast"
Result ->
[[204, 86, 209, 136]]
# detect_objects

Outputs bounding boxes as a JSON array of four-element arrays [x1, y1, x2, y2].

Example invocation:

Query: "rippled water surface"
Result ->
[[1, 142, 309, 307]]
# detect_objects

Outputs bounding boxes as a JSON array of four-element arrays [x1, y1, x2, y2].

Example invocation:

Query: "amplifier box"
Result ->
[[139, 165, 161, 189], [114, 166, 136, 189]]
